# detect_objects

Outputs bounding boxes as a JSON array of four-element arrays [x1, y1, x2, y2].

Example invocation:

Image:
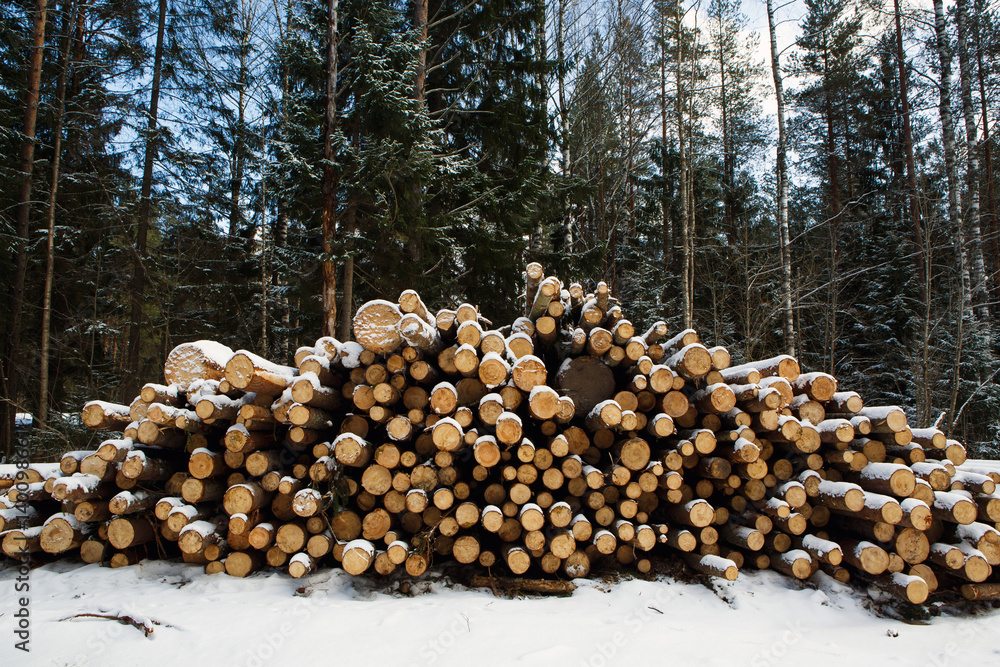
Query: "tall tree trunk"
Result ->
[[125, 0, 167, 396], [557, 0, 573, 253], [531, 0, 547, 253], [321, 0, 339, 338], [932, 0, 963, 276], [675, 5, 691, 328], [955, 0, 989, 322], [403, 0, 428, 268], [274, 0, 293, 358], [974, 1, 999, 311], [766, 0, 794, 356], [39, 0, 77, 427], [934, 0, 968, 430], [717, 14, 732, 235], [822, 44, 842, 375], [2, 0, 48, 452], [229, 66, 248, 236], [659, 13, 670, 288], [337, 119, 359, 343], [260, 156, 270, 356], [892, 0, 926, 294], [414, 0, 428, 103]]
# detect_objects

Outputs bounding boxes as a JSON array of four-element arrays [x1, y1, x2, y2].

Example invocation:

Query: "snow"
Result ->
[[125, 450, 147, 465], [497, 411, 521, 427], [192, 340, 236, 368], [186, 379, 220, 400], [479, 393, 503, 408], [3, 482, 1000, 665], [665, 343, 704, 368], [663, 328, 697, 350], [55, 474, 102, 493], [180, 521, 219, 539], [202, 393, 236, 410], [233, 350, 296, 380], [528, 385, 557, 402], [815, 418, 851, 434], [960, 459, 1000, 475], [518, 503, 542, 518], [340, 342, 365, 369], [290, 553, 313, 568], [165, 342, 234, 385], [859, 462, 907, 482], [431, 382, 458, 400], [792, 372, 836, 392], [43, 512, 81, 529], [300, 355, 331, 375], [859, 406, 904, 421], [169, 504, 201, 521], [343, 539, 375, 559], [84, 400, 131, 416], [789, 393, 814, 409]]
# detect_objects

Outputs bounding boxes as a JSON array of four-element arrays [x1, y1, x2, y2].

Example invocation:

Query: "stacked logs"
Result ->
[[3, 262, 1000, 605]]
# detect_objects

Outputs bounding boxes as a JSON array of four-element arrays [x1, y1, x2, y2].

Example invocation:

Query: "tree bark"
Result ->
[[659, 10, 670, 294], [955, 0, 989, 322], [932, 0, 963, 253], [717, 12, 732, 236], [933, 0, 969, 432], [675, 4, 691, 329], [822, 43, 842, 375], [766, 0, 794, 356], [2, 0, 48, 453], [229, 61, 247, 237], [414, 0, 428, 103], [892, 0, 926, 294], [974, 1, 999, 311], [557, 0, 573, 253], [126, 0, 167, 396], [321, 0, 339, 338], [39, 0, 77, 427], [274, 0, 292, 359]]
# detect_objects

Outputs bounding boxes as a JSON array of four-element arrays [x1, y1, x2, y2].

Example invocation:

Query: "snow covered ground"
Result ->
[[2, 560, 999, 666]]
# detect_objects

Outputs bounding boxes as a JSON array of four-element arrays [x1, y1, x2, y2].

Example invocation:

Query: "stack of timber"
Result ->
[[4, 262, 1000, 606]]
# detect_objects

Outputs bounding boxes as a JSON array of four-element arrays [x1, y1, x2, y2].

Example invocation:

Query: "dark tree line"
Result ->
[[1, 0, 999, 457]]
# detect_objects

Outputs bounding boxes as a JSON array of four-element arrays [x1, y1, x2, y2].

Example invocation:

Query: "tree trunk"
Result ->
[[126, 0, 167, 396], [414, 0, 427, 103], [974, 1, 999, 312], [531, 0, 547, 253], [932, 0, 963, 255], [557, 0, 573, 253], [260, 162, 270, 356], [955, 0, 989, 322], [39, 0, 77, 427], [892, 0, 926, 294], [659, 12, 670, 293], [717, 13, 732, 236], [766, 0, 794, 356], [675, 6, 691, 329], [321, 0, 339, 338], [2, 0, 48, 453], [933, 0, 969, 432], [822, 44, 842, 375], [274, 0, 293, 359], [229, 72, 247, 237]]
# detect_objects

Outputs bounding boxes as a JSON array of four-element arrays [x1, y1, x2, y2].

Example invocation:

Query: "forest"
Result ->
[[1, 0, 998, 459]]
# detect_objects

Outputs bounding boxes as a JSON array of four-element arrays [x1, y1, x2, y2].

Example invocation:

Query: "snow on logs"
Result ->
[[5, 263, 994, 606]]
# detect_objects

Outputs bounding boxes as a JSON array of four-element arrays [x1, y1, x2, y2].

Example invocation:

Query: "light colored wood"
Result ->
[[107, 517, 156, 549]]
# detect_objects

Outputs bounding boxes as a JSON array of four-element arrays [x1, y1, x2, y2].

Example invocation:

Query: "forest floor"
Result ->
[[1, 558, 999, 666]]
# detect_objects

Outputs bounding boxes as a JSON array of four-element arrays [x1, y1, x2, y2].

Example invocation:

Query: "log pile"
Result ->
[[3, 262, 1000, 605]]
